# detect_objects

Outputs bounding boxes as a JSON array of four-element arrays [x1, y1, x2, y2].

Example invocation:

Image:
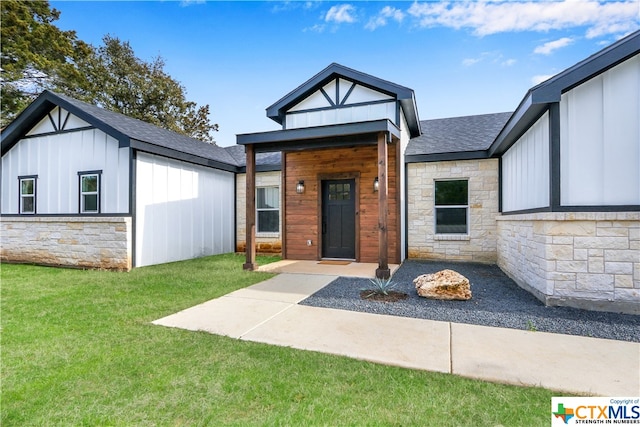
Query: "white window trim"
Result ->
[[18, 175, 37, 215], [256, 186, 280, 235], [434, 179, 470, 236], [78, 171, 101, 214]]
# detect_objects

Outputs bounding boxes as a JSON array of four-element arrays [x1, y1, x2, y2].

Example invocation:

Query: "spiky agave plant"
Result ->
[[362, 277, 397, 298]]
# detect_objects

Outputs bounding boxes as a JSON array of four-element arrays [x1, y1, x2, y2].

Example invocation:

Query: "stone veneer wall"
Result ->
[[236, 171, 283, 254], [497, 212, 640, 314], [1, 216, 132, 271], [407, 159, 499, 263]]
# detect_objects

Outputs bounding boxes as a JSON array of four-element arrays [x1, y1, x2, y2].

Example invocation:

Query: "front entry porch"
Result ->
[[239, 120, 402, 279]]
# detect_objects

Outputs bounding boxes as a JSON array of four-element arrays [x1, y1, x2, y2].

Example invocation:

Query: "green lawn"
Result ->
[[2, 253, 554, 426]]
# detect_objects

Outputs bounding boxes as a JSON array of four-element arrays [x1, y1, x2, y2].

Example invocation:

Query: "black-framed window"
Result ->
[[256, 186, 279, 233], [18, 175, 37, 214], [78, 170, 102, 214], [435, 180, 468, 234]]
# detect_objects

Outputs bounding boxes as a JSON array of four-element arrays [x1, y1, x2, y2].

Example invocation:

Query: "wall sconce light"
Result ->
[[373, 177, 379, 192], [296, 180, 305, 194]]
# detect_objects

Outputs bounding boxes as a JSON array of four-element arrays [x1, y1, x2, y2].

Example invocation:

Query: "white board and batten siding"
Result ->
[[1, 107, 129, 214], [285, 78, 396, 129], [135, 152, 234, 267], [501, 112, 550, 212], [560, 55, 640, 206]]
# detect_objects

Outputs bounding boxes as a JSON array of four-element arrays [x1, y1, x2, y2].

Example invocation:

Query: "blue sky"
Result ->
[[50, 1, 639, 146]]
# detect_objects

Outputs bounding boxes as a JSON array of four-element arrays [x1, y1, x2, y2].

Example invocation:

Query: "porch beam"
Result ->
[[243, 143, 257, 271], [376, 131, 390, 279]]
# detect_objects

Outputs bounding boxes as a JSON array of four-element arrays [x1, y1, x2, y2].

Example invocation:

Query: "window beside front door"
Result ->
[[79, 171, 101, 214], [435, 179, 468, 234], [257, 186, 279, 233], [19, 175, 37, 214]]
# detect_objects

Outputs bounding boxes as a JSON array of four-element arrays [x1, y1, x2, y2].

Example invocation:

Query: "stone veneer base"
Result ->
[[497, 212, 640, 315], [1, 216, 132, 271]]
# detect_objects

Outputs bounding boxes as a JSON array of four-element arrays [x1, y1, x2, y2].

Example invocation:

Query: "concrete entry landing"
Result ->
[[153, 273, 640, 396], [257, 260, 400, 278]]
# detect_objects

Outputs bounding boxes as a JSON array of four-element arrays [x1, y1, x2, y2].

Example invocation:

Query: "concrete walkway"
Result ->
[[153, 273, 640, 396]]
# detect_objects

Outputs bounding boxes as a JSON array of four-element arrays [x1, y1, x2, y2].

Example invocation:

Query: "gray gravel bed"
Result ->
[[299, 260, 640, 343]]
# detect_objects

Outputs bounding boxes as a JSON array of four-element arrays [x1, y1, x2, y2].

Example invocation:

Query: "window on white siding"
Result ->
[[435, 180, 468, 234], [78, 171, 101, 214], [257, 186, 279, 233], [19, 176, 37, 214]]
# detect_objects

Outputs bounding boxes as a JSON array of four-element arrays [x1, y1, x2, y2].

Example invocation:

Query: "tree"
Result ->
[[59, 36, 219, 144], [1, 2, 219, 144], [1, 0, 91, 126]]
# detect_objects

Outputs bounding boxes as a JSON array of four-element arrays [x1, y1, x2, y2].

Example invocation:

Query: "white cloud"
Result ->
[[532, 74, 555, 85], [179, 0, 205, 6], [407, 0, 639, 38], [461, 51, 513, 67], [534, 37, 575, 55], [462, 58, 481, 67], [325, 4, 356, 24], [365, 6, 405, 30], [304, 23, 326, 33]]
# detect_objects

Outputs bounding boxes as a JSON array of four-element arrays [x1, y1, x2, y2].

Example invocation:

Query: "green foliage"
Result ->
[[1, 2, 219, 144], [0, 0, 91, 126], [62, 35, 219, 144], [1, 253, 554, 426], [363, 276, 398, 297]]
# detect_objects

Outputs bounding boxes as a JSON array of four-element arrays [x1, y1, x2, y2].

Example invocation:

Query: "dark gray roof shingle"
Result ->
[[225, 144, 282, 168], [406, 112, 512, 156], [50, 92, 239, 167]]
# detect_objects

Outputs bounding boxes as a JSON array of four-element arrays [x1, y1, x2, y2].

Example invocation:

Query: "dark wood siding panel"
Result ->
[[284, 144, 399, 263]]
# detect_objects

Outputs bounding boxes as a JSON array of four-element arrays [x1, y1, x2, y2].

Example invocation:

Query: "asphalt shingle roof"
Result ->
[[225, 144, 282, 168], [406, 112, 512, 156], [47, 92, 239, 167]]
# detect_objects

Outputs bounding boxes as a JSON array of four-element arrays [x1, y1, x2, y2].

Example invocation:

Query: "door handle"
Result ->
[[322, 220, 327, 234]]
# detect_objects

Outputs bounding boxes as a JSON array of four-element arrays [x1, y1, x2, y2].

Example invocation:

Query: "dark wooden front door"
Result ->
[[322, 179, 356, 259]]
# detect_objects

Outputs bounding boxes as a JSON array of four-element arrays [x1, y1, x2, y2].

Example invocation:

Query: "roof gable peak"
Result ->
[[266, 63, 421, 137]]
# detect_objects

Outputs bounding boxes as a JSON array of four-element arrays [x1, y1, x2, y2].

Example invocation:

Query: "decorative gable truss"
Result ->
[[26, 106, 92, 137], [285, 77, 397, 130]]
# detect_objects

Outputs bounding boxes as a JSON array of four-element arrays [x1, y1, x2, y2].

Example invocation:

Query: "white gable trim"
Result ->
[[288, 78, 394, 113], [26, 107, 91, 136]]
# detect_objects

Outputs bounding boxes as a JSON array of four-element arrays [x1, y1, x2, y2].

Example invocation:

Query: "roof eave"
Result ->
[[488, 30, 640, 156], [1, 91, 131, 157], [266, 63, 419, 129], [237, 119, 401, 152]]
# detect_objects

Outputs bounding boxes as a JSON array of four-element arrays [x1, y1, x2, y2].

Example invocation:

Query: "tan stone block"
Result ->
[[573, 249, 588, 261], [604, 249, 639, 262], [533, 221, 596, 236], [588, 248, 604, 256], [576, 273, 614, 291], [547, 272, 576, 281], [556, 260, 588, 273], [574, 237, 629, 250], [615, 275, 634, 288], [588, 257, 604, 273], [597, 227, 629, 237], [552, 236, 574, 245], [548, 245, 574, 260], [614, 288, 640, 302], [605, 262, 633, 275], [553, 280, 576, 290]]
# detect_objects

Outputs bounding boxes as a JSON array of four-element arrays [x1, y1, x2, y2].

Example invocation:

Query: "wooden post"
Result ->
[[376, 132, 390, 279], [243, 143, 257, 271]]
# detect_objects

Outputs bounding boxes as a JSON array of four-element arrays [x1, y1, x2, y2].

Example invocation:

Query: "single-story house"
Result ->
[[2, 31, 638, 314]]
